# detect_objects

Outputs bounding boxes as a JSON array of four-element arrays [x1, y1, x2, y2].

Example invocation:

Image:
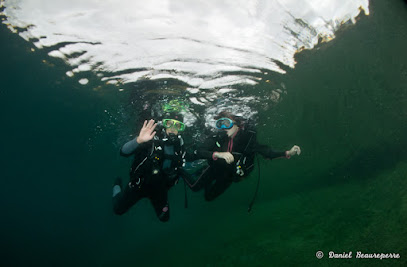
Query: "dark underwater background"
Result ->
[[1, 0, 407, 266]]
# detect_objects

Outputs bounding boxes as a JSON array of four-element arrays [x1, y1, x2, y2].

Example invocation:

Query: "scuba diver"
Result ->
[[112, 112, 187, 222], [183, 110, 301, 203]]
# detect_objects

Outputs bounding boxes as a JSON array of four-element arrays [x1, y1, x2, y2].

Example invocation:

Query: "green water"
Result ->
[[1, 0, 407, 266]]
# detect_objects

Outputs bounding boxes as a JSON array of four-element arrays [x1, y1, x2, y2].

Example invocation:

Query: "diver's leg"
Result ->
[[112, 178, 144, 215], [149, 185, 170, 222], [204, 176, 233, 202]]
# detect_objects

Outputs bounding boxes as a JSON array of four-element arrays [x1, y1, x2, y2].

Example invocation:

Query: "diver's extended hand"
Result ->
[[136, 119, 157, 144], [214, 152, 234, 164], [286, 145, 301, 157]]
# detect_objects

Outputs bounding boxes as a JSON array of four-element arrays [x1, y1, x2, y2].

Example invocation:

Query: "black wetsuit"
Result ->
[[184, 127, 287, 201], [113, 132, 185, 222]]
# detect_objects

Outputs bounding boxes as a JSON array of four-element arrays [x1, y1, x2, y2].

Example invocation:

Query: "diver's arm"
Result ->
[[193, 135, 220, 159], [244, 132, 287, 159], [254, 142, 287, 159], [255, 143, 301, 159], [120, 137, 140, 156], [195, 150, 215, 159], [121, 119, 157, 156], [195, 135, 236, 163], [194, 150, 234, 164]]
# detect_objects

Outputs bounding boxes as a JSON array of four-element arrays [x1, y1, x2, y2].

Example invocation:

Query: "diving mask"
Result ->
[[163, 119, 185, 131], [215, 118, 234, 129]]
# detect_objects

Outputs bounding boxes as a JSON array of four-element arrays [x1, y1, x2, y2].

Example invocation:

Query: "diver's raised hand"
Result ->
[[214, 152, 234, 164], [136, 119, 157, 144], [286, 145, 301, 157]]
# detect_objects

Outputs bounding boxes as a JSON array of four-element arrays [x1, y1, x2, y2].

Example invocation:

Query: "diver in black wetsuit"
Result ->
[[183, 111, 301, 201], [112, 113, 187, 222]]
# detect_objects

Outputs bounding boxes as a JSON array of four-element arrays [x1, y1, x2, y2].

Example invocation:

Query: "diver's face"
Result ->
[[226, 124, 238, 137], [163, 118, 184, 135], [166, 127, 179, 135]]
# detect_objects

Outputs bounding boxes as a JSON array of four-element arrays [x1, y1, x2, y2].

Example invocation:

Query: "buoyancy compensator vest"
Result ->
[[129, 132, 186, 188]]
